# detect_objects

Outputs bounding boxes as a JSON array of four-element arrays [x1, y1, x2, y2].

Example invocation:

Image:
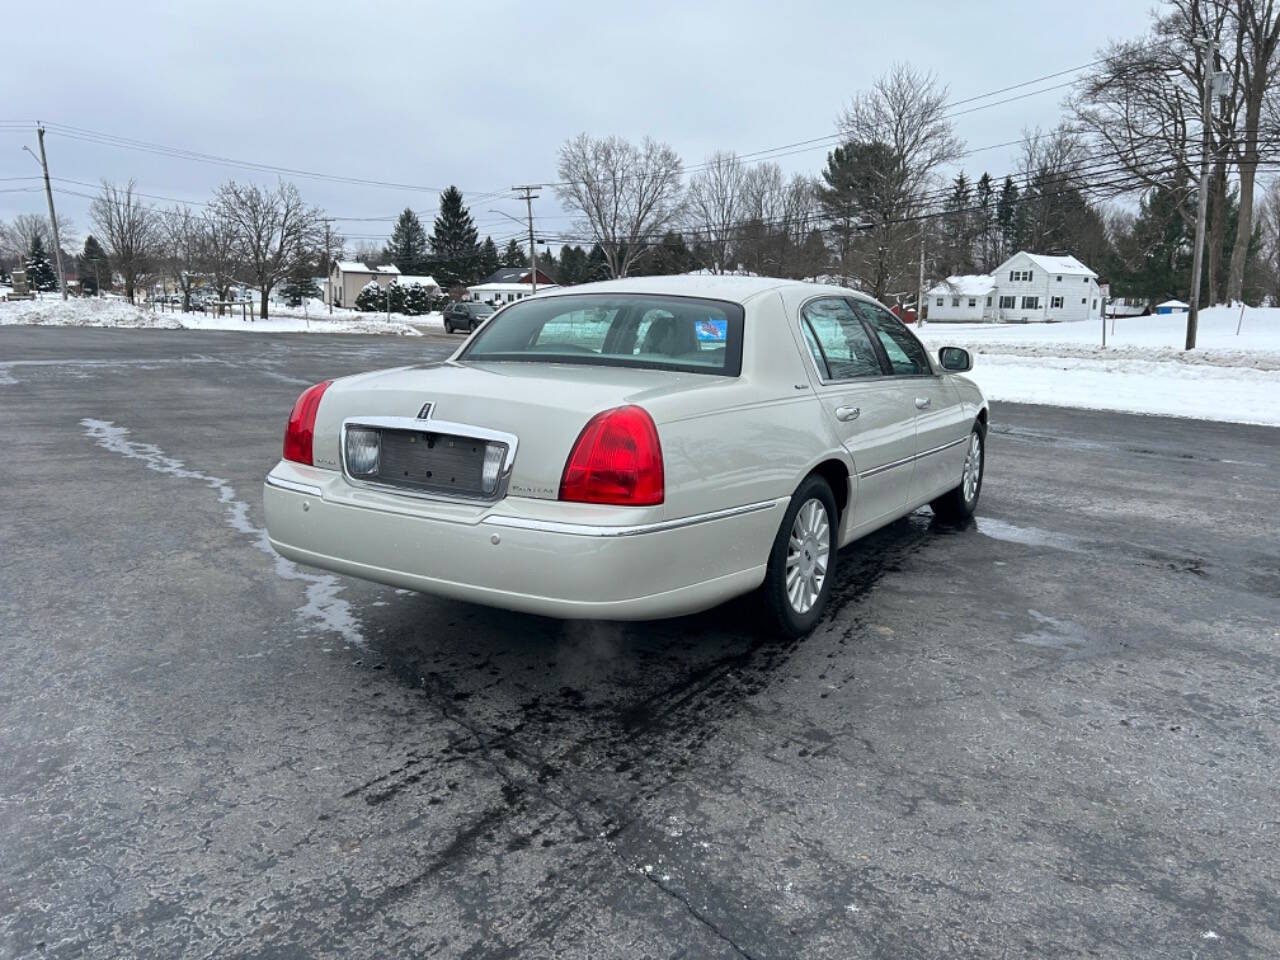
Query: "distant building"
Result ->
[[327, 261, 400, 308], [466, 281, 560, 305], [397, 275, 442, 297], [481, 266, 556, 287], [925, 252, 1104, 323], [926, 275, 998, 322], [1154, 299, 1189, 315]]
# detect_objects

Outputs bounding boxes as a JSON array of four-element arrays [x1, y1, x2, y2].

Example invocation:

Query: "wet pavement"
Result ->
[[1, 325, 1278, 959]]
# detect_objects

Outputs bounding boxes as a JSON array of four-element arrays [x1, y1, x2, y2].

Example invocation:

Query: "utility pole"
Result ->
[[1186, 37, 1219, 351], [322, 219, 334, 315], [512, 185, 540, 293], [25, 124, 67, 300], [916, 233, 926, 327]]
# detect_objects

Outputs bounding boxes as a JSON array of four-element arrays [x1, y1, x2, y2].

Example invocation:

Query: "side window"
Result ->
[[855, 301, 930, 376], [799, 298, 884, 380]]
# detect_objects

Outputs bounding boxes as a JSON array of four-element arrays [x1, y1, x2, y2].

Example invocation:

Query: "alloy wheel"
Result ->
[[785, 498, 830, 614], [962, 432, 982, 504]]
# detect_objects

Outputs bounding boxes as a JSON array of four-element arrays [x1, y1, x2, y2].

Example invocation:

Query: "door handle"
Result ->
[[914, 396, 932, 410], [835, 405, 860, 422]]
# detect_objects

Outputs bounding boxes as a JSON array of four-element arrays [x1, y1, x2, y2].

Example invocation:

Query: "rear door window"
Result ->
[[800, 298, 885, 380], [855, 302, 931, 376]]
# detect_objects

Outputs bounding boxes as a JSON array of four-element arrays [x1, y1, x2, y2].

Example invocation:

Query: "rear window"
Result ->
[[458, 293, 745, 376]]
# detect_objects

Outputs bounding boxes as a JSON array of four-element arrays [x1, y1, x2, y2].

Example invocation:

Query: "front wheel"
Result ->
[[761, 475, 838, 639], [931, 425, 985, 522]]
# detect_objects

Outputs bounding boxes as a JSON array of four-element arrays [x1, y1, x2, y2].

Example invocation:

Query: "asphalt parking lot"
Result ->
[[2, 325, 1278, 959]]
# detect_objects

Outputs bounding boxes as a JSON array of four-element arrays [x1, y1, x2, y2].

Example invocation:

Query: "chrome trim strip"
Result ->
[[483, 497, 788, 538], [340, 416, 519, 504], [857, 435, 969, 480], [266, 474, 324, 497]]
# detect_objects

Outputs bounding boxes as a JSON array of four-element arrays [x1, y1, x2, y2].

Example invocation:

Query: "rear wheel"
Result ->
[[762, 475, 837, 639], [930, 425, 984, 522]]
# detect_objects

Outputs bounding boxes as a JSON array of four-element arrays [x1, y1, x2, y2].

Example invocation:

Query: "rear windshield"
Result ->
[[458, 293, 744, 376]]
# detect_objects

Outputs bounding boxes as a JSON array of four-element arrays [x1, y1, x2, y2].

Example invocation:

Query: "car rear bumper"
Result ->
[[263, 462, 785, 620]]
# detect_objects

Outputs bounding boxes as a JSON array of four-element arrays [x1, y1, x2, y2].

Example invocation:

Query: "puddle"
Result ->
[[976, 518, 1089, 554]]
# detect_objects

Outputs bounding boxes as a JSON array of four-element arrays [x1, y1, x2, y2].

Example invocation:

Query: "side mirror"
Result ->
[[938, 347, 972, 372]]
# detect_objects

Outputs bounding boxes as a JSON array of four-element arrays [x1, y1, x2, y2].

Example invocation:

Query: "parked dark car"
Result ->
[[443, 301, 496, 334]]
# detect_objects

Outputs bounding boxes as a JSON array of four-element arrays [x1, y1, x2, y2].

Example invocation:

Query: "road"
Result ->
[[2, 326, 1277, 959]]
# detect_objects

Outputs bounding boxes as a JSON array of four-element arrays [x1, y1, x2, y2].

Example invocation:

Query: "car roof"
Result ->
[[530, 274, 884, 308]]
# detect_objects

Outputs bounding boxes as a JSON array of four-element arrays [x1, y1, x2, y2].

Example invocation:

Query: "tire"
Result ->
[[761, 474, 838, 639], [444, 322, 454, 334], [930, 424, 985, 522]]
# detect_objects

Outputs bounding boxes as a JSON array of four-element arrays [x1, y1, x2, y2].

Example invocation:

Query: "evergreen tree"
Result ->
[[354, 280, 406, 313], [428, 186, 480, 288], [646, 231, 694, 275], [816, 144, 861, 278], [81, 235, 110, 294], [557, 245, 588, 285], [282, 260, 320, 306], [941, 172, 974, 275], [502, 238, 528, 268], [585, 243, 610, 282], [355, 281, 383, 312], [0, 261, 9, 284], [402, 282, 432, 315], [537, 246, 557, 280], [26, 234, 58, 292], [386, 208, 429, 274], [973, 173, 995, 271], [996, 177, 1021, 261], [479, 236, 501, 278]]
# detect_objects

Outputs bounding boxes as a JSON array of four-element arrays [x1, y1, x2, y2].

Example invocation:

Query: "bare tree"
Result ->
[[555, 134, 684, 278], [684, 151, 744, 274], [1071, 1, 1280, 305], [90, 180, 158, 303], [836, 64, 961, 299], [838, 63, 961, 202], [160, 205, 205, 311], [201, 211, 241, 311], [0, 212, 76, 264], [211, 179, 318, 318], [1260, 176, 1280, 302], [1221, 0, 1280, 302]]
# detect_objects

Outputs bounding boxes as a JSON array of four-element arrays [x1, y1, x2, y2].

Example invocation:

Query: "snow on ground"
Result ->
[[0, 296, 439, 336], [918, 306, 1280, 427]]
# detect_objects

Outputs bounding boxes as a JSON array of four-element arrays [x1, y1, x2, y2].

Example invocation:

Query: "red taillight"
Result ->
[[559, 405, 664, 506], [283, 380, 332, 465]]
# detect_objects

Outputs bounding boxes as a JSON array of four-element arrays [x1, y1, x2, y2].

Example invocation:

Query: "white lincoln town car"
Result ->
[[264, 276, 987, 637]]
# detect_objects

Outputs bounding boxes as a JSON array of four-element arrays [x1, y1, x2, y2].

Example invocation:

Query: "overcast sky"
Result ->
[[3, 0, 1157, 254]]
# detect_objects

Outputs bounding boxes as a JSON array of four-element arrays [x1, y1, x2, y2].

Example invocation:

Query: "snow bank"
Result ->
[[920, 306, 1280, 426], [0, 297, 427, 336]]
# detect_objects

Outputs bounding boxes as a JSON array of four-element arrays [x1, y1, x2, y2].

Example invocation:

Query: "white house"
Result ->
[[466, 281, 560, 305], [926, 275, 998, 322], [925, 252, 1103, 324], [992, 252, 1103, 323]]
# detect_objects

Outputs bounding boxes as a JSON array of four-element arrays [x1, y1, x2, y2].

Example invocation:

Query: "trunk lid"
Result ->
[[312, 360, 731, 499]]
